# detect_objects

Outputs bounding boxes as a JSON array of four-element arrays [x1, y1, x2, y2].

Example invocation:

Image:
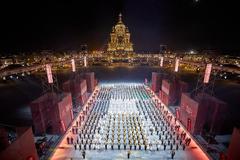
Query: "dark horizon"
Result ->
[[1, 0, 240, 54]]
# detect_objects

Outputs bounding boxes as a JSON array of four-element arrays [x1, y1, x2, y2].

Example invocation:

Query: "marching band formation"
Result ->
[[67, 83, 192, 159]]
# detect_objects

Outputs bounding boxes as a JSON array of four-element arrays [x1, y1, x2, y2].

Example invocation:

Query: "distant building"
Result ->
[[179, 93, 228, 134], [227, 127, 240, 160], [0, 126, 38, 160], [160, 44, 167, 54], [30, 92, 73, 135], [107, 13, 133, 53]]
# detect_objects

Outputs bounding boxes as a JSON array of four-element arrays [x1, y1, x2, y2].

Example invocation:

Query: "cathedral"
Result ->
[[107, 13, 133, 53]]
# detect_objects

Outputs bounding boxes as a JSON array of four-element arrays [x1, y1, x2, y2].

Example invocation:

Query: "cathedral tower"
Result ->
[[107, 13, 133, 53]]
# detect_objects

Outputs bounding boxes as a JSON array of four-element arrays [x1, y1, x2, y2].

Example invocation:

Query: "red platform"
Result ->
[[159, 79, 188, 106], [151, 72, 162, 93], [228, 127, 240, 160], [0, 127, 38, 160], [84, 72, 95, 93], [179, 93, 228, 134], [62, 75, 88, 107], [30, 92, 73, 135]]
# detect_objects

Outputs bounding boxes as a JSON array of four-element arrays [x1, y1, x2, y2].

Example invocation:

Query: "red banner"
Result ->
[[46, 64, 53, 83], [204, 63, 212, 83]]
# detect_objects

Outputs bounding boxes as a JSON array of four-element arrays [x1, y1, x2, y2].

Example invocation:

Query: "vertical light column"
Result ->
[[160, 56, 164, 67], [203, 63, 212, 83], [174, 58, 179, 72], [71, 59, 76, 72], [46, 64, 53, 83], [84, 56, 87, 67]]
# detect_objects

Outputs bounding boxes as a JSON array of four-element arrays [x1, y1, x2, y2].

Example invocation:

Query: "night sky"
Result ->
[[0, 0, 240, 54]]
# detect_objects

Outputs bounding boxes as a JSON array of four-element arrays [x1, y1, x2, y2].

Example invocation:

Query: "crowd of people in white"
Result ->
[[66, 83, 191, 159]]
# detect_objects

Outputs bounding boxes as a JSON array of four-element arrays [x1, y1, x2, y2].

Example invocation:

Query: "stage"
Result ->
[[50, 83, 210, 160]]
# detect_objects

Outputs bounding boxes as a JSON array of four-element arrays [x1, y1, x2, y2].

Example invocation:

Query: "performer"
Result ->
[[163, 143, 166, 150], [127, 150, 131, 159], [171, 149, 175, 159], [67, 137, 70, 144], [82, 150, 86, 159], [182, 144, 186, 150]]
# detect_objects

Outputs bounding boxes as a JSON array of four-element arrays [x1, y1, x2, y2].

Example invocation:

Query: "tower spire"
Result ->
[[118, 13, 122, 23]]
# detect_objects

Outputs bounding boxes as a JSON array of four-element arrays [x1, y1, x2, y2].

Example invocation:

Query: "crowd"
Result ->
[[66, 84, 191, 159]]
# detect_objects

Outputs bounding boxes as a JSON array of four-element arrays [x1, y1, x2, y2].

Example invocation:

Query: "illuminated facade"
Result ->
[[107, 13, 133, 52]]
